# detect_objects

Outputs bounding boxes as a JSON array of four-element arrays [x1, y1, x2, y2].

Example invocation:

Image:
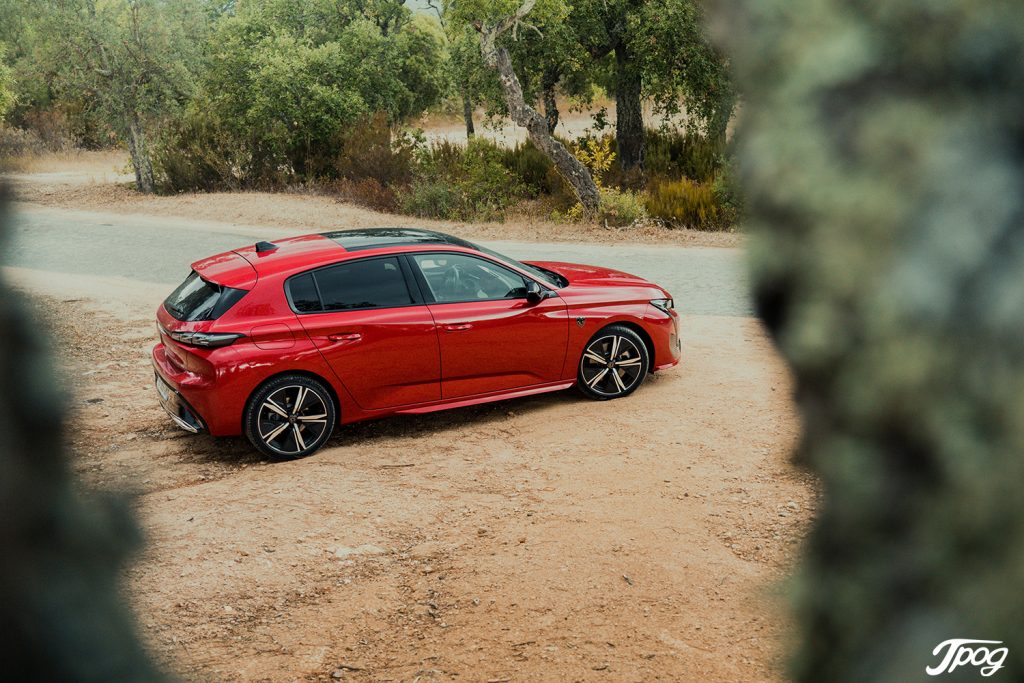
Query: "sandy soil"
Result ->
[[28, 284, 811, 683], [7, 151, 741, 249]]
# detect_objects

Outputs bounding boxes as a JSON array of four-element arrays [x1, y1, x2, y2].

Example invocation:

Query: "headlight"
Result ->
[[651, 298, 675, 315]]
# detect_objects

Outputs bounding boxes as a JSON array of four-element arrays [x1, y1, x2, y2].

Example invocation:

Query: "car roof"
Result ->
[[211, 228, 479, 283]]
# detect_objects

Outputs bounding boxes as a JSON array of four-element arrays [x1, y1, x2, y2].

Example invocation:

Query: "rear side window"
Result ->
[[288, 273, 321, 312], [164, 271, 247, 321], [287, 257, 413, 313]]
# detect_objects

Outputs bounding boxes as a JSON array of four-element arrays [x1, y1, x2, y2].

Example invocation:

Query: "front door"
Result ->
[[409, 252, 569, 399], [290, 256, 441, 410]]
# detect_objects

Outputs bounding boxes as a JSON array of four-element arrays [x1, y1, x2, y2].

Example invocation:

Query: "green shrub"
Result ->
[[400, 138, 524, 221], [646, 177, 730, 230], [501, 140, 556, 197], [398, 179, 458, 219], [154, 101, 251, 192], [598, 187, 648, 226], [334, 112, 416, 188], [644, 128, 724, 182], [333, 177, 399, 213]]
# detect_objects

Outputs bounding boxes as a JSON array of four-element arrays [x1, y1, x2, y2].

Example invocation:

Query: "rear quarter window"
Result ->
[[164, 271, 247, 321]]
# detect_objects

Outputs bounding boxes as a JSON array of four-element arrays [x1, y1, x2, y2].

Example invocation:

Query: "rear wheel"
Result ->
[[244, 375, 336, 460], [577, 325, 649, 400]]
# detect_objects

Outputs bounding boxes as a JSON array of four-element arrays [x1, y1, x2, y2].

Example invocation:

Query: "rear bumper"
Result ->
[[154, 371, 206, 433], [152, 344, 210, 434]]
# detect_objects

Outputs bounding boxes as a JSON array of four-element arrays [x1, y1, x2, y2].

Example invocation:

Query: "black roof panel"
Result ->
[[321, 228, 475, 252]]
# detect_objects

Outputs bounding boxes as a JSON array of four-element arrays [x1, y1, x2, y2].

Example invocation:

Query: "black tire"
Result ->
[[244, 374, 337, 460], [577, 324, 650, 400]]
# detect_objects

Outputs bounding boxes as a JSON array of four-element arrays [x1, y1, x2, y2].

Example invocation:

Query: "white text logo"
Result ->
[[926, 639, 1008, 677]]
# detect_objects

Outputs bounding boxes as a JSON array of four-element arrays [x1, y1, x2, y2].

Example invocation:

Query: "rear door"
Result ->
[[409, 252, 569, 399], [290, 256, 441, 410]]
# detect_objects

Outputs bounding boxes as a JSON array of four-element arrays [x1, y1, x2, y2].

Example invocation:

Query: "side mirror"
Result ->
[[526, 280, 544, 304]]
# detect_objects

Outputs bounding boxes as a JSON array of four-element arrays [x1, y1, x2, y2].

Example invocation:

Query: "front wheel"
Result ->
[[577, 325, 650, 400], [244, 375, 337, 460]]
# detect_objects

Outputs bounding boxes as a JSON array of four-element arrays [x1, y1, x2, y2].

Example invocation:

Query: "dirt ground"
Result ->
[[28, 287, 810, 683], [5, 153, 810, 682], [8, 151, 741, 249]]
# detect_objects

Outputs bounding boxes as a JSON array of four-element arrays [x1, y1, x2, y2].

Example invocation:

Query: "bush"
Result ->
[[646, 177, 730, 230], [0, 126, 45, 167], [334, 112, 416, 188], [598, 187, 648, 227], [399, 138, 524, 221], [644, 128, 724, 182], [501, 140, 558, 197], [333, 177, 398, 213], [154, 102, 250, 192]]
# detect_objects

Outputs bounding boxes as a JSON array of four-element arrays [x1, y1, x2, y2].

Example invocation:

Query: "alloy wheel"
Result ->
[[580, 334, 645, 397], [256, 384, 330, 456]]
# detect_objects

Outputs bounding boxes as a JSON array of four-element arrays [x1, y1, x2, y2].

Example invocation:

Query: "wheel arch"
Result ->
[[591, 320, 656, 371], [242, 369, 342, 433]]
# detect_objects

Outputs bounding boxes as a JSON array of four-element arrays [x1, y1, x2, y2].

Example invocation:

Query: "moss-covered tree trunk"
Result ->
[[714, 0, 1024, 679], [614, 43, 644, 171], [475, 1, 600, 214], [0, 184, 164, 680]]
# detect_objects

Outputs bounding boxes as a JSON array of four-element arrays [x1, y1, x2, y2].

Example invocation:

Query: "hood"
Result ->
[[524, 260, 652, 287]]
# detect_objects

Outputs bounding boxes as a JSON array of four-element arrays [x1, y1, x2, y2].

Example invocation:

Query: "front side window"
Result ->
[[288, 257, 412, 313], [412, 253, 529, 303]]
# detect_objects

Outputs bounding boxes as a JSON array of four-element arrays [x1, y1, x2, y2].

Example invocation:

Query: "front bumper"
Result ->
[[648, 305, 682, 371]]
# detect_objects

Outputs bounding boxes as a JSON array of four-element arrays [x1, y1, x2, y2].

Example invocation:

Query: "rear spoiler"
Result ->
[[190, 251, 258, 290]]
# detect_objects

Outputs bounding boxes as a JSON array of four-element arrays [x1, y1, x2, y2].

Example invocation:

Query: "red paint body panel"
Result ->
[[152, 231, 681, 439], [296, 305, 441, 409], [427, 297, 569, 398]]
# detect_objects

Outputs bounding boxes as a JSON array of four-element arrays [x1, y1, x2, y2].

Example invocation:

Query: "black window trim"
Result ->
[[406, 250, 556, 306], [284, 254, 424, 315]]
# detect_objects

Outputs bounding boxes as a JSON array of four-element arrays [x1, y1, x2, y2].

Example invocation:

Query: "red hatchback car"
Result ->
[[153, 229, 680, 459]]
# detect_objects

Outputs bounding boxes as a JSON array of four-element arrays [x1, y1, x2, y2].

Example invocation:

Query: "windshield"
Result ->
[[470, 242, 567, 289]]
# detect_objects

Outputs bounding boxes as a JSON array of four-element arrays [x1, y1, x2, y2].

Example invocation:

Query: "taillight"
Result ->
[[168, 331, 243, 348]]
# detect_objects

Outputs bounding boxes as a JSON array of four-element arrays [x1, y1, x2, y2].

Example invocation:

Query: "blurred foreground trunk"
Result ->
[[713, 0, 1024, 679], [0, 185, 164, 680]]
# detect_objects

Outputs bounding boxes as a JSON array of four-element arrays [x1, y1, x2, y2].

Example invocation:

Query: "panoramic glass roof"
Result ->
[[321, 228, 475, 252]]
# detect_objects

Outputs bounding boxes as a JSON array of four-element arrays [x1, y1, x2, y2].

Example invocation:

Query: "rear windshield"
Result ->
[[164, 271, 247, 321]]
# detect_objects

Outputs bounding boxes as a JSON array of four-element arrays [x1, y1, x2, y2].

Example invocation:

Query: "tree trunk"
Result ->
[[477, 21, 599, 214], [126, 116, 155, 194], [461, 86, 475, 139], [614, 43, 644, 171], [542, 67, 560, 134]]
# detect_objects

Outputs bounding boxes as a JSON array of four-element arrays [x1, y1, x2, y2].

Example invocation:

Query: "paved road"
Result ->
[[8, 205, 751, 316]]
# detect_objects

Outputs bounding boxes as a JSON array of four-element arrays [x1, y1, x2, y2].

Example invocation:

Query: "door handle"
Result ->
[[327, 332, 362, 343], [441, 323, 473, 332]]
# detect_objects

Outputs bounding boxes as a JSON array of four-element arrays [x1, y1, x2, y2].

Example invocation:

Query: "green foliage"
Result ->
[[643, 127, 724, 182], [500, 139, 567, 198], [0, 44, 14, 119], [153, 99, 246, 192], [597, 187, 648, 226], [400, 138, 524, 221], [155, 2, 446, 188], [645, 177, 729, 230], [334, 112, 417, 188]]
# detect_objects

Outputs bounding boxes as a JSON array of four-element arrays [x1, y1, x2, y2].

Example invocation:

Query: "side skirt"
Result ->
[[394, 381, 575, 415]]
